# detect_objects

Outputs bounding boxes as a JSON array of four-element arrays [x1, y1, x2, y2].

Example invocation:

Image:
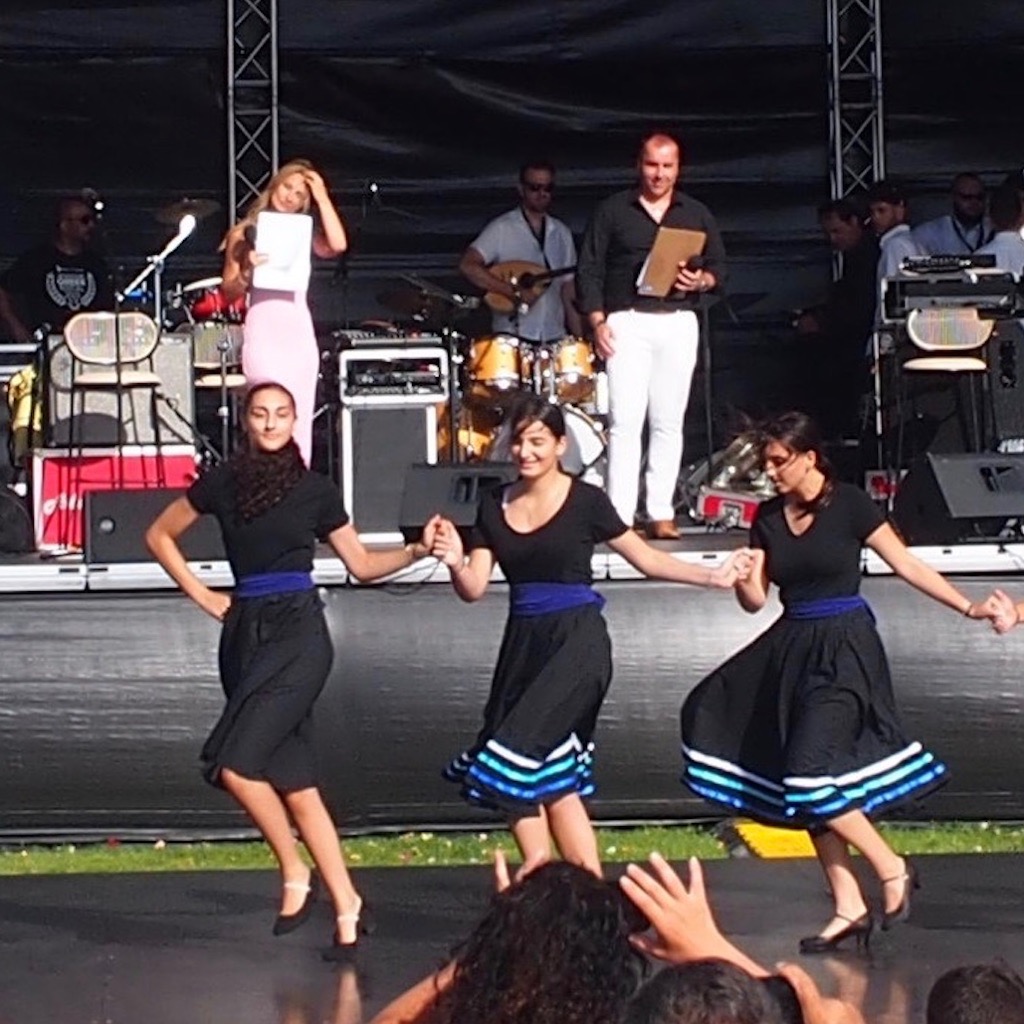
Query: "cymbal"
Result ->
[[378, 285, 454, 325], [155, 197, 221, 226], [399, 273, 457, 303]]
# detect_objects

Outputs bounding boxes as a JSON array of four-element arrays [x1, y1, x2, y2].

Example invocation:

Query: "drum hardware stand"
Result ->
[[697, 291, 719, 497], [441, 325, 465, 461], [209, 334, 239, 460], [155, 389, 221, 467], [314, 343, 342, 483]]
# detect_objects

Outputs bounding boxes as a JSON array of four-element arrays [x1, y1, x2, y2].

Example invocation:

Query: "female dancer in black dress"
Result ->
[[431, 396, 753, 876], [146, 382, 438, 958], [680, 412, 999, 953]]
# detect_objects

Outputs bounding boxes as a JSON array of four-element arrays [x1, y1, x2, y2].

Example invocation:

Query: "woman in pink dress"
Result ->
[[221, 159, 348, 466]]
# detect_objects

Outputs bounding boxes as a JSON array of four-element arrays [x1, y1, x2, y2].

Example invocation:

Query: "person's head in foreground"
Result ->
[[435, 860, 646, 1024]]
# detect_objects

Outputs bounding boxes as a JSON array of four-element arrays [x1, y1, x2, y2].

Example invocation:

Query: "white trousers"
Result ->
[[605, 309, 699, 523]]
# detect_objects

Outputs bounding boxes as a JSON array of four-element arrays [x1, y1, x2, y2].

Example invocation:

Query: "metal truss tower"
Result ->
[[227, 0, 279, 220], [826, 0, 885, 200]]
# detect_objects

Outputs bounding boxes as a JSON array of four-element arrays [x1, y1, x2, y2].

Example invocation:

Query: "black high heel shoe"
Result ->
[[272, 869, 320, 936], [798, 912, 873, 955], [321, 897, 374, 963], [881, 859, 920, 931]]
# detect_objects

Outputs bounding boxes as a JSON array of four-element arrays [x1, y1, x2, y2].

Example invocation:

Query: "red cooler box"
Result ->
[[32, 445, 199, 550]]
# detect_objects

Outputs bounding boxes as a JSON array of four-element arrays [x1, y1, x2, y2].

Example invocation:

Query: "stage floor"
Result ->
[[2, 855, 1022, 1024]]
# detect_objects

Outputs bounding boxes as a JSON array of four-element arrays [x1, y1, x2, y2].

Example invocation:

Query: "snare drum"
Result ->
[[192, 323, 245, 368], [552, 337, 595, 403], [466, 335, 522, 404], [183, 277, 246, 324]]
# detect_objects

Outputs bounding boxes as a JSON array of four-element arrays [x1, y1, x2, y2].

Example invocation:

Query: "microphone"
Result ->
[[243, 224, 257, 247], [331, 250, 350, 285], [176, 213, 197, 240], [685, 254, 706, 271]]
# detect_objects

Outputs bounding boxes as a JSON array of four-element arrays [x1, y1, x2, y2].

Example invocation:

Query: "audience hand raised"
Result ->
[[493, 848, 550, 893], [619, 855, 731, 962], [775, 962, 867, 1024]]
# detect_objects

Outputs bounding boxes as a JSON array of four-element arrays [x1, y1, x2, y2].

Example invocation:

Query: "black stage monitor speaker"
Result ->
[[892, 452, 1024, 545], [85, 487, 225, 564], [340, 404, 438, 537], [399, 462, 518, 542]]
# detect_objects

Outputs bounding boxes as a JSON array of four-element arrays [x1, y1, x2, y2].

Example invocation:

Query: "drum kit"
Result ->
[[166, 271, 247, 458], [374, 275, 609, 484]]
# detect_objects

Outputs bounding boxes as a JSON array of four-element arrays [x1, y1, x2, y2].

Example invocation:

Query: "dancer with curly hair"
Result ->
[[146, 381, 438, 960]]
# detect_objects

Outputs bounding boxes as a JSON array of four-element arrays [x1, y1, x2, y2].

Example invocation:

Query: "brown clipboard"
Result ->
[[636, 227, 707, 297]]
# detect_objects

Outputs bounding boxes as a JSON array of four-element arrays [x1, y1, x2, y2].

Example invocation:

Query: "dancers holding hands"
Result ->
[[429, 395, 754, 877]]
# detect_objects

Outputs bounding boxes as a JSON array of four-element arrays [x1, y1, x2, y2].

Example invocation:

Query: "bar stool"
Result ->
[[898, 307, 993, 463]]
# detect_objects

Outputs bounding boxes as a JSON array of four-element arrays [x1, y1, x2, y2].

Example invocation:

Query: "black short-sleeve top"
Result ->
[[186, 465, 349, 578], [750, 482, 885, 605], [469, 478, 628, 584]]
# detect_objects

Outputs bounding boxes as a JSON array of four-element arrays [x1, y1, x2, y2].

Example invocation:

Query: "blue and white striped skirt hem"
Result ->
[[444, 733, 595, 812], [681, 740, 949, 828]]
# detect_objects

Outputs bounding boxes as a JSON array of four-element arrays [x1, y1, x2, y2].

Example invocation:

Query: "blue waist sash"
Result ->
[[784, 595, 872, 620], [234, 571, 315, 599], [510, 583, 606, 618]]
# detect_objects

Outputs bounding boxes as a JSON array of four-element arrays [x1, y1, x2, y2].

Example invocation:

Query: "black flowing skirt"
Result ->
[[680, 605, 949, 828], [445, 603, 612, 815], [201, 589, 334, 792]]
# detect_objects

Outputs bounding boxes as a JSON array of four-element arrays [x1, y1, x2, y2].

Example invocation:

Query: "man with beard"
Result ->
[[0, 195, 113, 343], [912, 172, 990, 256]]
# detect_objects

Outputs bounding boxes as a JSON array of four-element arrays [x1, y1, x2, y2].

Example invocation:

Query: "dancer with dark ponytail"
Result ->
[[681, 411, 1000, 954], [146, 381, 438, 960]]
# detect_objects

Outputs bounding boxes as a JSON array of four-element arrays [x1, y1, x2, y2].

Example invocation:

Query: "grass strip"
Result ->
[[2, 821, 1023, 876]]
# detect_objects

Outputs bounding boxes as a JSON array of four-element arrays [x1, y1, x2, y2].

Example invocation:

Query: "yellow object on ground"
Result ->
[[719, 819, 817, 858]]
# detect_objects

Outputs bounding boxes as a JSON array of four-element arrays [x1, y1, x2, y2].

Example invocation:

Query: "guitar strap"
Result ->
[[521, 209, 551, 269]]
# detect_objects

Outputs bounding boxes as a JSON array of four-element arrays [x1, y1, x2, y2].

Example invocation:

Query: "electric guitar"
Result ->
[[484, 260, 576, 315]]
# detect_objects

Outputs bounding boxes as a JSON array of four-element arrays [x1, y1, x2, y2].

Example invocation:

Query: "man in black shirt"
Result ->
[[0, 195, 113, 343], [576, 132, 725, 539], [793, 198, 879, 439]]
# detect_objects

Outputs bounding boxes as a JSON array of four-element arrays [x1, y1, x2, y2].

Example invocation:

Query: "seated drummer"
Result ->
[[0, 194, 113, 344], [457, 159, 582, 343]]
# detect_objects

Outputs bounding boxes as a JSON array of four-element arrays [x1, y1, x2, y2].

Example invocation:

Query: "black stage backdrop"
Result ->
[[2, 3, 1023, 446], [2, 2, 1022, 361], [2, 578, 1023, 840]]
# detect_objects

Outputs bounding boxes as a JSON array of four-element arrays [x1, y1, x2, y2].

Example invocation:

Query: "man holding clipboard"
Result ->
[[576, 132, 725, 538]]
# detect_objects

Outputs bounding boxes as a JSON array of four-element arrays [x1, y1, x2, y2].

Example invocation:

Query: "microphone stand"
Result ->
[[155, 387, 221, 467], [696, 290, 721, 507], [117, 214, 197, 330], [112, 215, 197, 462]]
